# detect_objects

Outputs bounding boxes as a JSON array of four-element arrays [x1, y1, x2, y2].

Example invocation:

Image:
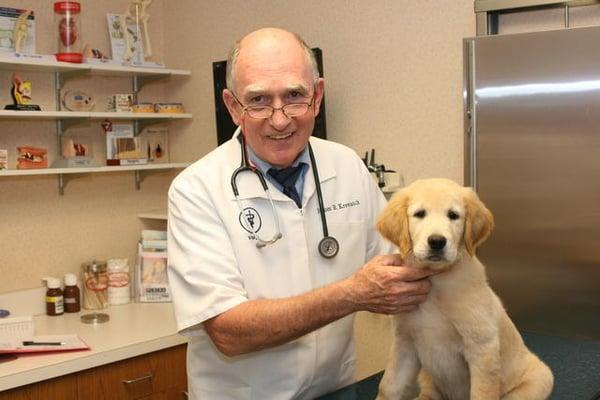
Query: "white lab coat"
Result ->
[[167, 130, 392, 400]]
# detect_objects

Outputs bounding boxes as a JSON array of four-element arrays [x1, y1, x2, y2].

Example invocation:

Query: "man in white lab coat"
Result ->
[[167, 27, 434, 400]]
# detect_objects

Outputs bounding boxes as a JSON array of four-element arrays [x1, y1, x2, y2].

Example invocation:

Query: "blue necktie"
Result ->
[[268, 164, 305, 208]]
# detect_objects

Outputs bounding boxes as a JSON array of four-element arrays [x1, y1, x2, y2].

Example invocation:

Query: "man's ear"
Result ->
[[222, 89, 242, 126], [377, 189, 412, 258], [463, 188, 494, 256], [312, 78, 324, 118]]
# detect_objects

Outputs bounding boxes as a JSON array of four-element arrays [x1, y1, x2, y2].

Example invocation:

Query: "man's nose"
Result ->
[[269, 107, 292, 129]]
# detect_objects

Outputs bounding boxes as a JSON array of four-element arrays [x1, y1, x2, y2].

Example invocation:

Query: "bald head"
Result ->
[[225, 28, 319, 94]]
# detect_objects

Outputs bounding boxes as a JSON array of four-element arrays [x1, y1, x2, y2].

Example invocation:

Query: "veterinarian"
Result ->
[[167, 27, 434, 400]]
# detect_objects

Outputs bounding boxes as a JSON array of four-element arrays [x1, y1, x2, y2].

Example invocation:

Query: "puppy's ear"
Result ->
[[377, 190, 412, 257], [463, 188, 494, 256]]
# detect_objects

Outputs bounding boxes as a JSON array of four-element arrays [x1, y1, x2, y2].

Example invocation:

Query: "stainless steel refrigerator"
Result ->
[[464, 26, 600, 342]]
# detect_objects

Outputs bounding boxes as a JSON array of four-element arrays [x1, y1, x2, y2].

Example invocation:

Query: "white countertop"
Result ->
[[0, 302, 187, 392]]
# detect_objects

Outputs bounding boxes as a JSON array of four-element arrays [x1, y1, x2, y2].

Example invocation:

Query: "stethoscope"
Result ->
[[231, 133, 340, 258]]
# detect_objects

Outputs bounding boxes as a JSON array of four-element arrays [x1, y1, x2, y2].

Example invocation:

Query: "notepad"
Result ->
[[0, 334, 90, 353], [0, 316, 90, 354]]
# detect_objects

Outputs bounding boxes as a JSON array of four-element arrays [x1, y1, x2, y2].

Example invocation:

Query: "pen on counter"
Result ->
[[22, 341, 66, 346]]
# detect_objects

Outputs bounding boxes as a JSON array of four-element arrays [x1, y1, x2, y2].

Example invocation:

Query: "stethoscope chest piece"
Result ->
[[319, 236, 339, 259]]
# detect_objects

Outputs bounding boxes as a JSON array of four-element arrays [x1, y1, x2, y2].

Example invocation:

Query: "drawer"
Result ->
[[0, 374, 78, 400], [77, 345, 187, 400]]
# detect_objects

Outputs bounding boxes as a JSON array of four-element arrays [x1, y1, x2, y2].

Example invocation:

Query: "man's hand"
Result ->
[[343, 254, 434, 314]]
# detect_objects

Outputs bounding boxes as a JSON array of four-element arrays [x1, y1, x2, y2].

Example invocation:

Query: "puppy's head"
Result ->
[[377, 178, 494, 269]]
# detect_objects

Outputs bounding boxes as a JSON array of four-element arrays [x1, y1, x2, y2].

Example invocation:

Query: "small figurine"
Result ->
[[4, 73, 41, 111], [62, 138, 88, 157], [13, 9, 33, 53], [82, 45, 109, 60]]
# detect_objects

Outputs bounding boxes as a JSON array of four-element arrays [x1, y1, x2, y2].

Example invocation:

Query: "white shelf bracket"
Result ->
[[133, 73, 171, 92], [133, 118, 165, 135]]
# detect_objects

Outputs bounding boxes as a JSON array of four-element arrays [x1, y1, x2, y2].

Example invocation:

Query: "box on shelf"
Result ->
[[140, 127, 169, 163], [107, 94, 133, 112], [135, 230, 170, 302], [105, 123, 147, 166]]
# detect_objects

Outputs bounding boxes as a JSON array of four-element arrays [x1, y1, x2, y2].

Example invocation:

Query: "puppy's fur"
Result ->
[[375, 178, 553, 400]]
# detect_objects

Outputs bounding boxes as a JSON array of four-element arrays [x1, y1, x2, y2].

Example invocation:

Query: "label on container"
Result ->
[[47, 296, 64, 314]]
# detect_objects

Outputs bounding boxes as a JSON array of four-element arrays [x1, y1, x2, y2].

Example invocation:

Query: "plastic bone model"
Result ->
[[119, 0, 153, 62], [13, 9, 33, 53]]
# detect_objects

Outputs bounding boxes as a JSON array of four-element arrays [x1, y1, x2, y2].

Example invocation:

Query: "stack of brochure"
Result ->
[[135, 230, 170, 302]]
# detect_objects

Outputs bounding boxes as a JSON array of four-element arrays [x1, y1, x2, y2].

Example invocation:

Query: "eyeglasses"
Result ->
[[232, 93, 314, 120]]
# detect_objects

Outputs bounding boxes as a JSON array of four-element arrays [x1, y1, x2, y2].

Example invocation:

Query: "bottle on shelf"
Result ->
[[44, 277, 64, 316], [63, 272, 81, 312]]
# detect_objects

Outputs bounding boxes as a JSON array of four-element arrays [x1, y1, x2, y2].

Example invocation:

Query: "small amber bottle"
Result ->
[[63, 273, 81, 313], [45, 277, 64, 316]]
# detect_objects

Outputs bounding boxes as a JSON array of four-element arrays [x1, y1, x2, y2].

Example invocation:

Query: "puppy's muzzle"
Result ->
[[427, 234, 447, 261]]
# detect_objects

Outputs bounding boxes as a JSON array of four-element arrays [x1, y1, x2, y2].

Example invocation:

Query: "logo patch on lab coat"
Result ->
[[239, 207, 262, 233]]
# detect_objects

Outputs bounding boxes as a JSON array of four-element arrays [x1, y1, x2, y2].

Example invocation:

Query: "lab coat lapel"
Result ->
[[303, 138, 336, 204]]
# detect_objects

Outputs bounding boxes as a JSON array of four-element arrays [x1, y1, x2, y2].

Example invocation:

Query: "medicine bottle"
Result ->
[[45, 277, 64, 316], [63, 273, 81, 313]]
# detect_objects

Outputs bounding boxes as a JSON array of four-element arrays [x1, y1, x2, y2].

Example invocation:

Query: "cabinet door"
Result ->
[[0, 374, 78, 400]]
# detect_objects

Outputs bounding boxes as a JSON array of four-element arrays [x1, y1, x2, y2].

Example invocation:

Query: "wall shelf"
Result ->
[[0, 110, 192, 121], [0, 55, 191, 78], [1, 55, 191, 195], [0, 163, 189, 194]]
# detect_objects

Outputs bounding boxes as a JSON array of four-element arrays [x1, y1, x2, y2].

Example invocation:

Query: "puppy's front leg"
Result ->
[[376, 326, 420, 400], [464, 338, 501, 400]]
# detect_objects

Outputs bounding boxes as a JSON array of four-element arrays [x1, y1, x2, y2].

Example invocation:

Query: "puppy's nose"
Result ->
[[428, 235, 447, 251]]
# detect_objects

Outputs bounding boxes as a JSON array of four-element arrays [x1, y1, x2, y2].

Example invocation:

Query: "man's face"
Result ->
[[224, 33, 324, 168]]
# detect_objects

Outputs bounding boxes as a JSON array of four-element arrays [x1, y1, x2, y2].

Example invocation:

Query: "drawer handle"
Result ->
[[122, 372, 153, 385]]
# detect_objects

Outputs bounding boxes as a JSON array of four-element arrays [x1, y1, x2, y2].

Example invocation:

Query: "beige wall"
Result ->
[[1, 0, 483, 380]]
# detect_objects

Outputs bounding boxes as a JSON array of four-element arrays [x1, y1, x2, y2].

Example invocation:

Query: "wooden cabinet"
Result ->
[[0, 345, 186, 400]]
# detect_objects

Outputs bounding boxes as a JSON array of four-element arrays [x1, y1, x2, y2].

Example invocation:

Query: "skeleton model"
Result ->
[[13, 9, 33, 53], [119, 0, 152, 62]]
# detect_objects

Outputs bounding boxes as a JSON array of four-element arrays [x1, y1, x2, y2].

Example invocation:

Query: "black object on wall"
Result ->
[[212, 48, 327, 146]]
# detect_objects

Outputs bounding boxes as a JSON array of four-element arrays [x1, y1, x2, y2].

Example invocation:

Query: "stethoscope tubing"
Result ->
[[231, 134, 337, 257]]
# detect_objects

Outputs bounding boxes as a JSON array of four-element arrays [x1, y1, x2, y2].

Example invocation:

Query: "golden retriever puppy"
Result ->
[[375, 178, 553, 400]]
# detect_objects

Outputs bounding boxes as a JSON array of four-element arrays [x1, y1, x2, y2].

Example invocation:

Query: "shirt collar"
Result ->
[[246, 144, 310, 176]]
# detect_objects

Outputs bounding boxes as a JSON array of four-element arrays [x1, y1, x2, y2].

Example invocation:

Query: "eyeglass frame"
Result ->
[[230, 91, 316, 120]]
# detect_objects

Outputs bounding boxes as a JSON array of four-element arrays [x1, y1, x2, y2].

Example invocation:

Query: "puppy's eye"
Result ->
[[413, 210, 426, 219], [448, 210, 460, 220]]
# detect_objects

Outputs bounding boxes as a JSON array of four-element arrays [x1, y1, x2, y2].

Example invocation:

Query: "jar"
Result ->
[[45, 277, 64, 316], [54, 1, 82, 63], [63, 272, 81, 313], [107, 258, 131, 305], [81, 261, 108, 310]]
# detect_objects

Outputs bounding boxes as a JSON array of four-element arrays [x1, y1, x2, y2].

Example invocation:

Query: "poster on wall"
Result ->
[[0, 7, 36, 54], [106, 13, 144, 64]]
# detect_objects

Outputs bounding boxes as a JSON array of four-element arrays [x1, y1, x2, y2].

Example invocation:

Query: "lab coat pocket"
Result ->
[[326, 220, 367, 269], [196, 385, 251, 400]]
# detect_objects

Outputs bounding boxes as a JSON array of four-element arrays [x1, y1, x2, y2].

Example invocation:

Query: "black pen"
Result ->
[[22, 341, 66, 346]]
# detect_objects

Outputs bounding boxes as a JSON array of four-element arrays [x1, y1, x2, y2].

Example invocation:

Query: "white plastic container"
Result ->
[[107, 258, 131, 305]]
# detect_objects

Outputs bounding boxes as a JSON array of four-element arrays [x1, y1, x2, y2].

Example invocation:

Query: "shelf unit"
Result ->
[[137, 209, 168, 221], [0, 55, 192, 194]]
